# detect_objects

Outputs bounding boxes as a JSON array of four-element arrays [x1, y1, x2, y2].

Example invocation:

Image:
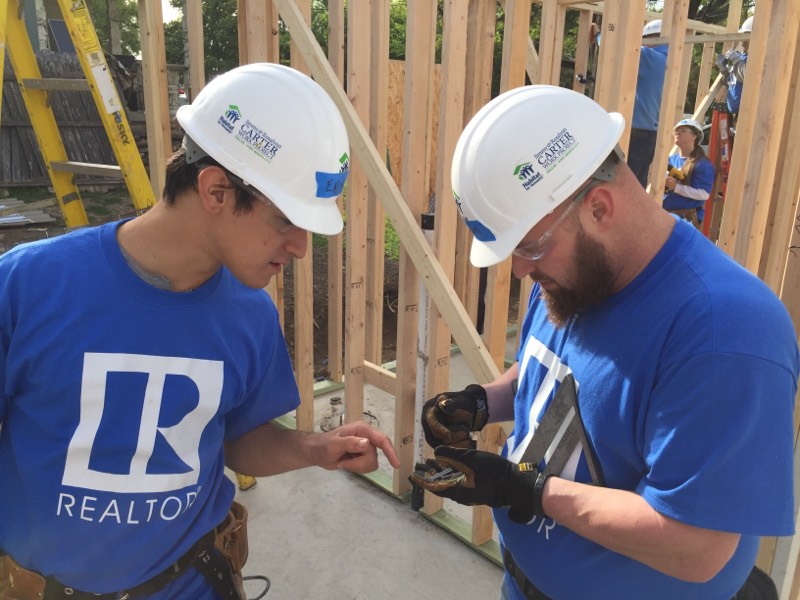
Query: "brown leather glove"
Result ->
[[420, 384, 489, 449], [409, 446, 546, 524]]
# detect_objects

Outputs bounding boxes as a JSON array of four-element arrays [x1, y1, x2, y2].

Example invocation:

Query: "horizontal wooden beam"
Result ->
[[552, 2, 726, 34], [0, 198, 56, 216], [50, 161, 123, 178], [643, 31, 750, 46], [364, 360, 396, 395]]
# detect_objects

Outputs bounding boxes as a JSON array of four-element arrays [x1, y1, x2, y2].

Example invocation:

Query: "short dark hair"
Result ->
[[162, 147, 258, 214]]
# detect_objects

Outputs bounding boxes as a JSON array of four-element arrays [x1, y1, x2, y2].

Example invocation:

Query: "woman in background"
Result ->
[[663, 118, 715, 228]]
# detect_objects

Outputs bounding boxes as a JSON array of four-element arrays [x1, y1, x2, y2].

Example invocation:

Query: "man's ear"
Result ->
[[583, 185, 614, 232], [196, 166, 234, 214]]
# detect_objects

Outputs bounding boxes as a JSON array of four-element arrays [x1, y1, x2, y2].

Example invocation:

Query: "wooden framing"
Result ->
[[327, 0, 345, 384], [136, 0, 170, 198], [392, 0, 437, 497], [342, 0, 371, 429], [162, 0, 800, 589], [184, 1, 204, 100], [289, 0, 315, 432], [646, 0, 690, 201], [365, 2, 389, 365]]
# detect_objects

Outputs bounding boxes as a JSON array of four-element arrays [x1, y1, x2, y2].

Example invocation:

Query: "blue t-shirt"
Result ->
[[496, 219, 798, 600], [663, 153, 715, 222], [0, 221, 300, 597], [727, 53, 747, 114], [633, 45, 668, 131], [596, 36, 667, 132]]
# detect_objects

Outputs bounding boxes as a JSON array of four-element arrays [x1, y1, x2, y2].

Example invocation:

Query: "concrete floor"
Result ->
[[235, 343, 516, 600], [236, 467, 503, 600]]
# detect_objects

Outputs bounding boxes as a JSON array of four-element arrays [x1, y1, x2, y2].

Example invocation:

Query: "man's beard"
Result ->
[[540, 227, 615, 327]]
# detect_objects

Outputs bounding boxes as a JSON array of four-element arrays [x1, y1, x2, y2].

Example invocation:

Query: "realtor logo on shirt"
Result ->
[[62, 353, 222, 494]]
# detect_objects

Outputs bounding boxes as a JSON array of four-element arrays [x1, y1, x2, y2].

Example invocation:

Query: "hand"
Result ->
[[715, 53, 730, 74], [409, 446, 545, 523], [589, 23, 600, 44], [317, 421, 401, 474], [421, 384, 489, 449], [665, 176, 677, 191]]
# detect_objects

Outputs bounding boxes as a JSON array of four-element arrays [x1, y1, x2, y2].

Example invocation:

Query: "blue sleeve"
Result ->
[[223, 302, 301, 442], [690, 158, 715, 194], [637, 298, 798, 535], [0, 292, 7, 424]]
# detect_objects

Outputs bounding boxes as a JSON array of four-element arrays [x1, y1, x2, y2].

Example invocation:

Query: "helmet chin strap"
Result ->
[[184, 135, 265, 200], [182, 135, 210, 165]]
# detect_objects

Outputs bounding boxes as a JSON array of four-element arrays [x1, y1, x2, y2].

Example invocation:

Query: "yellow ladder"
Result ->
[[0, 0, 155, 227]]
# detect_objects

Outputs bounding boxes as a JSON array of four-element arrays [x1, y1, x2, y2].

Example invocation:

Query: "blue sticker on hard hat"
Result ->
[[453, 190, 496, 242], [218, 105, 242, 133], [534, 128, 578, 173], [465, 219, 496, 242], [514, 162, 543, 190], [316, 170, 349, 197]]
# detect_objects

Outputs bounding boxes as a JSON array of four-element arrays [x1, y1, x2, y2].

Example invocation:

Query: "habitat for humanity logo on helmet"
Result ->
[[514, 161, 543, 190], [218, 105, 242, 133], [534, 128, 578, 173]]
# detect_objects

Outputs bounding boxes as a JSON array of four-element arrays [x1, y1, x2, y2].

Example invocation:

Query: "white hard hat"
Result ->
[[451, 85, 625, 268], [176, 63, 350, 235], [674, 117, 703, 137], [739, 15, 754, 33], [642, 20, 662, 36]]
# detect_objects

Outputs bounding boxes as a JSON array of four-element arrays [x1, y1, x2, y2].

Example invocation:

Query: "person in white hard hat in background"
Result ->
[[717, 15, 753, 127], [0, 63, 400, 600], [590, 19, 668, 189], [412, 85, 796, 600], [663, 117, 715, 228]]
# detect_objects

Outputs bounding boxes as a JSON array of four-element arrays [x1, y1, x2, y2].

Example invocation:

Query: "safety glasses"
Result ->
[[198, 162, 299, 235], [511, 178, 600, 261], [511, 146, 623, 262]]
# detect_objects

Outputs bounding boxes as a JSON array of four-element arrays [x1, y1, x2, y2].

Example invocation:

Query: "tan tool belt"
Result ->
[[0, 554, 46, 600], [215, 500, 249, 599], [0, 500, 249, 600]]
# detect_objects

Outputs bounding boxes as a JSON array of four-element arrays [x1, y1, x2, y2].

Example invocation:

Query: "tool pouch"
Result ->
[[214, 500, 249, 599], [0, 555, 46, 600]]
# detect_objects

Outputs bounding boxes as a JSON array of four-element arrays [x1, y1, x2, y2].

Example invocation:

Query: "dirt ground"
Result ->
[[0, 185, 138, 254], [0, 186, 518, 378], [282, 246, 403, 380]]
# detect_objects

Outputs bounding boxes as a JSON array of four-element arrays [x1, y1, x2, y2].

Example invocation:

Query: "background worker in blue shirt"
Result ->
[[716, 15, 753, 131], [591, 19, 668, 189]]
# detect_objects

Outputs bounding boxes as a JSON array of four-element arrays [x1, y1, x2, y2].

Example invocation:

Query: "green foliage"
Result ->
[[384, 218, 401, 261], [164, 0, 239, 79], [164, 20, 184, 65], [87, 0, 140, 55]]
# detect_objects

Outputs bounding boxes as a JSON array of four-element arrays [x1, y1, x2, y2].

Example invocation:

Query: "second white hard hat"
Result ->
[[642, 20, 662, 36], [739, 15, 754, 33], [674, 117, 704, 138], [451, 85, 625, 268], [176, 63, 350, 235]]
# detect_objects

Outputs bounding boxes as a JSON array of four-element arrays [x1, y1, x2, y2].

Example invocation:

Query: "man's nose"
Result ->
[[511, 254, 536, 280], [286, 227, 309, 260]]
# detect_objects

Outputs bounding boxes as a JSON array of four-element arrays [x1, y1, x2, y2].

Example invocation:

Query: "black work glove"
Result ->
[[421, 384, 489, 449], [408, 446, 548, 523]]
